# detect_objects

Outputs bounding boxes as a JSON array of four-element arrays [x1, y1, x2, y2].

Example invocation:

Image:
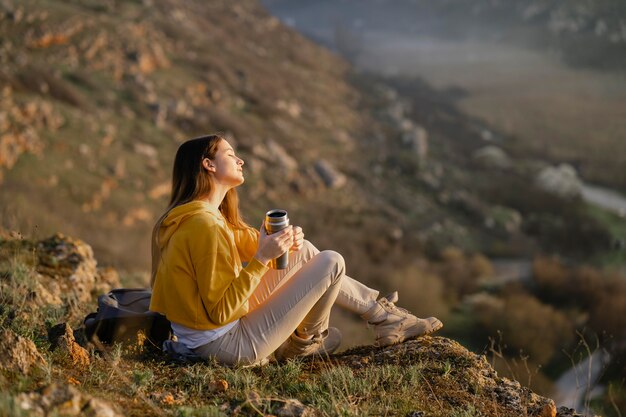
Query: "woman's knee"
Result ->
[[315, 250, 345, 283], [300, 239, 319, 258]]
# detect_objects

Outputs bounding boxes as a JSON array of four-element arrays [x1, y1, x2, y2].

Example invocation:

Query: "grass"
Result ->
[[3, 231, 625, 416]]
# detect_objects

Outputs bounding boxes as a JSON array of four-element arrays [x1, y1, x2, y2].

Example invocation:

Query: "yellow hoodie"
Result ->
[[149, 200, 268, 329]]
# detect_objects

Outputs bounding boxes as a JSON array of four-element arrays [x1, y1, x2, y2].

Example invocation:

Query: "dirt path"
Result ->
[[581, 184, 626, 217], [553, 350, 609, 412]]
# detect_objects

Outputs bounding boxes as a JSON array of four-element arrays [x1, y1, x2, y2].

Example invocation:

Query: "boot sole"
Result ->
[[376, 318, 443, 347]]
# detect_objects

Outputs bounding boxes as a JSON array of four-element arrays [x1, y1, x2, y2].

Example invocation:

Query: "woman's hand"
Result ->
[[254, 222, 293, 265], [291, 226, 304, 252]]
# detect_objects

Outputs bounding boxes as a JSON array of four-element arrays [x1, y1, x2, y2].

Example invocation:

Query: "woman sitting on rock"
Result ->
[[149, 134, 442, 366]]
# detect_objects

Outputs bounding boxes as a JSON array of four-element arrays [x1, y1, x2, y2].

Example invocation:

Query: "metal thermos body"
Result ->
[[264, 209, 289, 269]]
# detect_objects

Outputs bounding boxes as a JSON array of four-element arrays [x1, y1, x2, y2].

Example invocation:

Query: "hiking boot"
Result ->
[[274, 327, 342, 361], [361, 294, 443, 347]]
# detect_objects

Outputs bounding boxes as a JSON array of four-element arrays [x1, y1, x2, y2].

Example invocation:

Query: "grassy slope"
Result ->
[[0, 235, 561, 417]]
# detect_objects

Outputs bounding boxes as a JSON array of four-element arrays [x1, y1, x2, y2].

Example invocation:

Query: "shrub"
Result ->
[[532, 256, 626, 343], [590, 284, 626, 341], [431, 247, 492, 303], [473, 291, 574, 366]]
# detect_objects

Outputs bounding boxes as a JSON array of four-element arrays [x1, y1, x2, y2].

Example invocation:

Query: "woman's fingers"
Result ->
[[290, 226, 304, 251], [270, 227, 293, 251], [259, 220, 268, 237]]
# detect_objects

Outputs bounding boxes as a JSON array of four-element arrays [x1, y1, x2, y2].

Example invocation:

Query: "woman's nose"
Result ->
[[238, 158, 244, 166]]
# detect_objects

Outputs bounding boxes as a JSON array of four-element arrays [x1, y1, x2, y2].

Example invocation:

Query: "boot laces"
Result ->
[[381, 298, 411, 317]]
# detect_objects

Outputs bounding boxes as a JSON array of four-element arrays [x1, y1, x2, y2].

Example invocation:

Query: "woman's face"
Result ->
[[206, 139, 245, 188]]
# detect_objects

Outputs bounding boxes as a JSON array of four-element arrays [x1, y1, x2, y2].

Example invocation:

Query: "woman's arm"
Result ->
[[194, 224, 268, 326], [231, 225, 259, 263]]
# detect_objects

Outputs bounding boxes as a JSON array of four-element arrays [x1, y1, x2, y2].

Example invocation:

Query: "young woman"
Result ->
[[150, 134, 442, 366]]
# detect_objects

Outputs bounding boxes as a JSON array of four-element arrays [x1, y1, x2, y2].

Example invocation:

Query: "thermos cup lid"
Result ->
[[265, 209, 289, 228]]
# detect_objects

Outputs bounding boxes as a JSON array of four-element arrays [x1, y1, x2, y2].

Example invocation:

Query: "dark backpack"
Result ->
[[83, 288, 171, 348]]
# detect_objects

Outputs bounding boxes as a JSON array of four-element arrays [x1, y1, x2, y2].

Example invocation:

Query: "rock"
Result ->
[[37, 233, 98, 304], [266, 140, 298, 173], [531, 395, 556, 417], [15, 383, 122, 417], [472, 146, 511, 170], [0, 329, 47, 375], [386, 101, 408, 125], [335, 130, 354, 150], [443, 191, 486, 221], [314, 159, 347, 189], [122, 207, 152, 227], [401, 126, 428, 161], [133, 142, 158, 159], [82, 397, 124, 417], [0, 116, 46, 170], [418, 171, 442, 191], [33, 279, 63, 306], [274, 399, 316, 417], [94, 266, 121, 294], [48, 323, 90, 368], [535, 164, 582, 198], [39, 383, 82, 414], [246, 391, 262, 407], [484, 206, 523, 234], [15, 391, 45, 416], [276, 100, 302, 118], [555, 406, 597, 417], [148, 181, 172, 200], [252, 140, 299, 176], [208, 379, 229, 393]]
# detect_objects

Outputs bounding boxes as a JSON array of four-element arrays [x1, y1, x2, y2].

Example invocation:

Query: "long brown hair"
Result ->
[[150, 134, 249, 286]]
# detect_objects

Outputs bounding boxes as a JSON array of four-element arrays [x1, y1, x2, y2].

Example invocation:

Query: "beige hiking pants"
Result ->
[[193, 240, 379, 365]]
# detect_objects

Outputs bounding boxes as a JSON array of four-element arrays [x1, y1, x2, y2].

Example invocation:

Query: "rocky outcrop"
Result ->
[[36, 233, 120, 305], [0, 329, 47, 375], [0, 86, 63, 182], [332, 337, 560, 417], [535, 164, 582, 198], [0, 232, 120, 324]]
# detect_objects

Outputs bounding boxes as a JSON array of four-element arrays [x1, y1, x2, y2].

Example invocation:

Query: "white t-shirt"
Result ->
[[171, 320, 238, 349]]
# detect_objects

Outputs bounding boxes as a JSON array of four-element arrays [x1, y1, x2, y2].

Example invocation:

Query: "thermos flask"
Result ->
[[264, 209, 289, 269]]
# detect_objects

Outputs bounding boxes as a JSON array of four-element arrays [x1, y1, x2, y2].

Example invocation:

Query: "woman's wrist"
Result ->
[[253, 255, 269, 266]]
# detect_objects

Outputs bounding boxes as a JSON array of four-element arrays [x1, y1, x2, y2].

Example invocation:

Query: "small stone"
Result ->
[[274, 399, 315, 417], [314, 159, 347, 189], [82, 397, 123, 417], [537, 400, 556, 417], [472, 145, 511, 170], [208, 379, 229, 393], [39, 383, 82, 415], [48, 323, 90, 368]]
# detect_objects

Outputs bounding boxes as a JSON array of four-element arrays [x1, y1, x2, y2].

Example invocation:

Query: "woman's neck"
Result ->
[[203, 186, 228, 210]]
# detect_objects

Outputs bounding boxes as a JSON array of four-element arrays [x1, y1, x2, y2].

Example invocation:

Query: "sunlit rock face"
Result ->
[[0, 328, 47, 375]]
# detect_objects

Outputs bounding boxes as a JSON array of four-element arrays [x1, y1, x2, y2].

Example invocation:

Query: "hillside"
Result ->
[[0, 0, 378, 271], [0, 232, 583, 417], [2, 0, 626, 414]]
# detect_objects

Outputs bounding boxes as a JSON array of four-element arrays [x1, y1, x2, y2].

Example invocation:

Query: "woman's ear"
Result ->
[[202, 158, 216, 173]]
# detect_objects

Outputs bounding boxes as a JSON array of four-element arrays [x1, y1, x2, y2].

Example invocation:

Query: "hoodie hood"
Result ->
[[158, 200, 222, 249]]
